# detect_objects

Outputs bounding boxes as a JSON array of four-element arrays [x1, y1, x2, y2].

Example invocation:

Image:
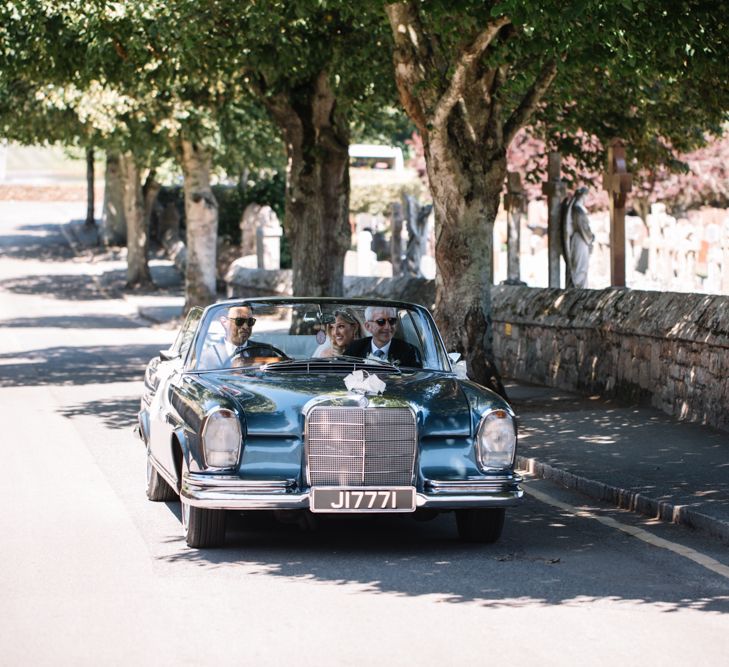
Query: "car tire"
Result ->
[[455, 508, 505, 543], [146, 454, 177, 502], [181, 499, 226, 548]]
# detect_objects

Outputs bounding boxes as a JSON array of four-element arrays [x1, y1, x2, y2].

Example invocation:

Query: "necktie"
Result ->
[[373, 349, 385, 359], [234, 345, 247, 357]]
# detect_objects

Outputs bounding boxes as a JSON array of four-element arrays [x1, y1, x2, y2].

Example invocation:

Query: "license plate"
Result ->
[[310, 487, 416, 513]]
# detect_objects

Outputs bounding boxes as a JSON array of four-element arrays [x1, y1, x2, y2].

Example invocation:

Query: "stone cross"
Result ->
[[541, 152, 567, 287], [503, 171, 527, 285], [602, 138, 632, 287]]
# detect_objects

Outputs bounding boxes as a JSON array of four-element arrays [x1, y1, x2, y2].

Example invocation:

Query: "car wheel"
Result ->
[[455, 508, 505, 543], [146, 454, 177, 502], [181, 498, 226, 548]]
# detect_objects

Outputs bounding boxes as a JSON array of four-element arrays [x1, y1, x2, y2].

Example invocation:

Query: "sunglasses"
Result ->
[[371, 317, 397, 326], [226, 316, 256, 327]]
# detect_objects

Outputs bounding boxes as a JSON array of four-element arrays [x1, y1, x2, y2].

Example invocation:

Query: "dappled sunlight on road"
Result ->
[[0, 343, 163, 388], [148, 495, 729, 614], [59, 395, 140, 431]]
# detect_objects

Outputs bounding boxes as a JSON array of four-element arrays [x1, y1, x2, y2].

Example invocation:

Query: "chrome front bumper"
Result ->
[[181, 473, 523, 510]]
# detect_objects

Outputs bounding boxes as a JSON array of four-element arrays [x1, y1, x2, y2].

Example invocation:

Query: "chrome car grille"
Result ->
[[306, 407, 417, 486]]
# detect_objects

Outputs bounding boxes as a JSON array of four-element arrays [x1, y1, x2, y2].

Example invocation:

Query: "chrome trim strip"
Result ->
[[182, 491, 310, 510], [184, 472, 296, 489], [181, 473, 304, 509], [416, 490, 523, 508], [179, 473, 522, 510], [425, 475, 522, 493]]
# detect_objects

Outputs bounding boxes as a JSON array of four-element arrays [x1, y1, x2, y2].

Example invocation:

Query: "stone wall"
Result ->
[[225, 262, 435, 307], [225, 266, 729, 431], [492, 286, 729, 432]]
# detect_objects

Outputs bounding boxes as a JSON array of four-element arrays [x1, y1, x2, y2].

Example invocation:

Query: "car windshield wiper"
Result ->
[[261, 356, 402, 373]]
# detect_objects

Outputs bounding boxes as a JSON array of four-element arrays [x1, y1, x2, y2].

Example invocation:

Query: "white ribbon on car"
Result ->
[[344, 370, 386, 395]]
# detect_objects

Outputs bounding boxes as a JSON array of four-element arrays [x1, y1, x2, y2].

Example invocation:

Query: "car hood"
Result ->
[[196, 368, 483, 437]]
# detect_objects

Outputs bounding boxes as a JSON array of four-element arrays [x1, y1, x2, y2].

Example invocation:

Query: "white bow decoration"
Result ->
[[344, 370, 386, 395]]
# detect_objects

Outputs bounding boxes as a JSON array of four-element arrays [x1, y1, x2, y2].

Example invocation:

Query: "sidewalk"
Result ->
[[65, 220, 186, 324], [509, 383, 729, 545], [65, 220, 729, 545]]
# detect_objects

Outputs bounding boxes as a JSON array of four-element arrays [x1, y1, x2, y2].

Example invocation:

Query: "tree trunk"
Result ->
[[142, 168, 161, 243], [85, 147, 95, 228], [427, 131, 508, 397], [119, 152, 153, 289], [101, 152, 126, 246], [386, 1, 557, 398], [179, 139, 218, 310], [263, 71, 350, 296]]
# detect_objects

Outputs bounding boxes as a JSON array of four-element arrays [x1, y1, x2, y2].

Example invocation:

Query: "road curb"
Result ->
[[516, 455, 729, 545]]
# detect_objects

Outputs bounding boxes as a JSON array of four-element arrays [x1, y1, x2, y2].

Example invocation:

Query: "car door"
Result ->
[[148, 308, 203, 480]]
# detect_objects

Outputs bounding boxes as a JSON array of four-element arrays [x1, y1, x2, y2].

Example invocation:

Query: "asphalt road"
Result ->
[[1, 202, 728, 666]]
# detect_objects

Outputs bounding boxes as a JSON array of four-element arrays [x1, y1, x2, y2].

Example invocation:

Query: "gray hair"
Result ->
[[364, 305, 396, 321]]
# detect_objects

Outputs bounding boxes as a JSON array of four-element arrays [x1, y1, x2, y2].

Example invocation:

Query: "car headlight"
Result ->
[[475, 409, 517, 471], [202, 407, 242, 468]]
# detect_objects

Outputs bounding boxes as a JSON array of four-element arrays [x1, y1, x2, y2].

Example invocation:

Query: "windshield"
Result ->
[[189, 300, 451, 372]]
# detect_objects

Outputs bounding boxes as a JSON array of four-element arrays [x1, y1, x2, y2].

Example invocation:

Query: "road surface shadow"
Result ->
[[0, 269, 181, 301], [59, 396, 139, 430], [154, 497, 729, 613], [0, 272, 126, 300], [0, 225, 77, 262], [0, 343, 159, 387], [1, 314, 146, 329]]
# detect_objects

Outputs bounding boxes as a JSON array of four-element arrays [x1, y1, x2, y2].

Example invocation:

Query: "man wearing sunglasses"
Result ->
[[345, 305, 422, 368], [200, 305, 266, 369]]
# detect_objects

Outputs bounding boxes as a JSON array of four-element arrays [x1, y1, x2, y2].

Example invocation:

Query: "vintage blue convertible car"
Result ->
[[138, 297, 521, 547]]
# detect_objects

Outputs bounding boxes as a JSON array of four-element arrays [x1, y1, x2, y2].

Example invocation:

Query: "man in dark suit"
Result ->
[[345, 306, 422, 368], [199, 305, 272, 369]]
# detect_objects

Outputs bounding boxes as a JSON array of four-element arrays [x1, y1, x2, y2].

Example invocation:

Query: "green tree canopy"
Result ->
[[384, 0, 728, 393]]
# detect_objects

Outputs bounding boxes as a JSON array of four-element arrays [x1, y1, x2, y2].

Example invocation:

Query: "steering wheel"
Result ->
[[237, 343, 289, 359]]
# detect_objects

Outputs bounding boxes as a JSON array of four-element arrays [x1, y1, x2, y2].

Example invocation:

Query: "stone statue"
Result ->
[[402, 194, 432, 278], [561, 187, 595, 288]]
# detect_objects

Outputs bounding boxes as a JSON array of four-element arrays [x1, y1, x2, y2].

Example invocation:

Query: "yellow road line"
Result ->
[[524, 483, 729, 581]]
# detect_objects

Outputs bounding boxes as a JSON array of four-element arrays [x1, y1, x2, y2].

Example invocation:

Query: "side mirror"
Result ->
[[159, 349, 180, 362], [448, 352, 468, 379]]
